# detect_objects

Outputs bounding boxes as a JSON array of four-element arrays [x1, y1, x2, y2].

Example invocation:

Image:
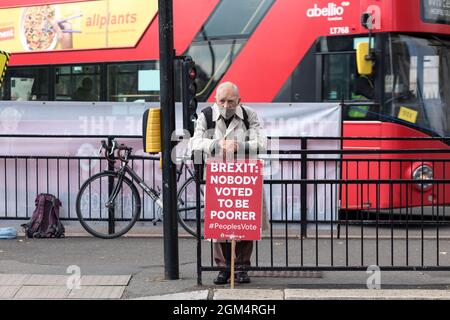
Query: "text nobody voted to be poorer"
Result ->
[[204, 159, 263, 241]]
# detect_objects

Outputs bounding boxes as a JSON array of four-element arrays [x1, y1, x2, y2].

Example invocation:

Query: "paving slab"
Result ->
[[80, 275, 131, 286], [14, 286, 70, 299], [24, 275, 69, 286], [284, 289, 450, 300], [213, 289, 284, 300], [0, 286, 20, 299], [132, 290, 210, 300], [68, 286, 126, 299], [0, 274, 30, 286]]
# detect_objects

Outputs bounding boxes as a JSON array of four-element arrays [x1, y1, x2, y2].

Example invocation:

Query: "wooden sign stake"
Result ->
[[230, 239, 236, 289]]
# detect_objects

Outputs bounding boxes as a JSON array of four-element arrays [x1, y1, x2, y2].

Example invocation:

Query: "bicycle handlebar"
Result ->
[[100, 139, 132, 163]]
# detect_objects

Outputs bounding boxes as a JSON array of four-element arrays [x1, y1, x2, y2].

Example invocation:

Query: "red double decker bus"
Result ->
[[1, 0, 450, 213]]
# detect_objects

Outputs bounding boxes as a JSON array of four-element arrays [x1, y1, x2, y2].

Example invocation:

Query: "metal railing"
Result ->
[[195, 136, 450, 284], [0, 135, 161, 222], [3, 134, 450, 282]]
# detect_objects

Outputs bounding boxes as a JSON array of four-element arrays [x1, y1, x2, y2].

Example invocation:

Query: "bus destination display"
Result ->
[[422, 0, 450, 25]]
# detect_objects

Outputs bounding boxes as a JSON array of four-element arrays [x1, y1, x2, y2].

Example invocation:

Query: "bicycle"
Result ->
[[75, 139, 204, 239]]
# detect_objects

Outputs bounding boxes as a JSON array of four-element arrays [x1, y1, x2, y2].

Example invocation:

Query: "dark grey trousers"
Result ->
[[213, 241, 253, 268]]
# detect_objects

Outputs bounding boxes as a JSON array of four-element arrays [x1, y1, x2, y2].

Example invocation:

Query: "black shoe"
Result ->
[[235, 271, 251, 284], [214, 271, 230, 285]]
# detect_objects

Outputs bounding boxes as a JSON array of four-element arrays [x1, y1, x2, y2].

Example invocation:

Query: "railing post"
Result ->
[[300, 137, 308, 238], [195, 158, 203, 286], [338, 102, 345, 238], [107, 136, 115, 235]]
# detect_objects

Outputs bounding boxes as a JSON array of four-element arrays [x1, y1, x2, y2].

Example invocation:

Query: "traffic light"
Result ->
[[181, 56, 198, 136]]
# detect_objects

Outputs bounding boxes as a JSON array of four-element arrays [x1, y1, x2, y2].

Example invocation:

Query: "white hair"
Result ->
[[215, 81, 240, 99]]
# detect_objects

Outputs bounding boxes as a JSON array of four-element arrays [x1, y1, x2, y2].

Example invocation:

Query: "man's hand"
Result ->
[[219, 139, 238, 161], [219, 139, 238, 153]]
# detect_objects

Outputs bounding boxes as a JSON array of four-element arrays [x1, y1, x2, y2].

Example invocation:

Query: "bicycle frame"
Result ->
[[106, 160, 194, 208], [77, 139, 202, 237], [106, 165, 154, 204]]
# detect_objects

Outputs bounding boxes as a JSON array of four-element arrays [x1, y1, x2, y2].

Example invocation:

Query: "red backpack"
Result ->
[[21, 194, 65, 238]]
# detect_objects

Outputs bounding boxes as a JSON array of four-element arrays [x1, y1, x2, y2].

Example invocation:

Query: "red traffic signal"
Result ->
[[188, 67, 197, 80]]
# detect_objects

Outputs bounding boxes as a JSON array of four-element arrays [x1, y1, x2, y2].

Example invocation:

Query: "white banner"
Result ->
[[0, 101, 341, 225]]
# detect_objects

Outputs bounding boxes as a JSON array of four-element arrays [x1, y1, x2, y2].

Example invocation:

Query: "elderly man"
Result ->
[[190, 81, 268, 285]]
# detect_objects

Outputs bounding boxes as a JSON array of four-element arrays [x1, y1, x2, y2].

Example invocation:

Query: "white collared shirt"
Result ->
[[190, 103, 267, 157]]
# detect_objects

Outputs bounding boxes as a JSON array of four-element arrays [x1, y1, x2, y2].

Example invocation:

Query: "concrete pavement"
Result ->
[[3, 273, 450, 300], [0, 229, 450, 300], [137, 288, 450, 300]]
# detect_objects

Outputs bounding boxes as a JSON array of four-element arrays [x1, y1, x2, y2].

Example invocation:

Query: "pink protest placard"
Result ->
[[204, 159, 263, 241]]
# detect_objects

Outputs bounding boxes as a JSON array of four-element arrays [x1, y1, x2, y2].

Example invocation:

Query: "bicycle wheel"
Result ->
[[177, 177, 204, 238], [76, 171, 141, 239]]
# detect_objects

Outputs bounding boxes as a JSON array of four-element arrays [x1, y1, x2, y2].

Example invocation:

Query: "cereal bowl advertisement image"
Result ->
[[20, 5, 59, 51], [0, 0, 157, 53]]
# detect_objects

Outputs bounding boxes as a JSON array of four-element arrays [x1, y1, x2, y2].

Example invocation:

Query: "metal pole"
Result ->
[[107, 137, 115, 235], [300, 137, 308, 238], [195, 162, 203, 286], [158, 0, 179, 280]]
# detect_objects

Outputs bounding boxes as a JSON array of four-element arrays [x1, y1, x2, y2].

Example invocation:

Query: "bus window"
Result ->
[[72, 77, 98, 101], [55, 64, 100, 101], [354, 75, 374, 100], [1, 67, 49, 101], [184, 41, 245, 101], [322, 52, 375, 119], [107, 62, 161, 102], [322, 53, 364, 102], [183, 0, 274, 101], [384, 34, 450, 137]]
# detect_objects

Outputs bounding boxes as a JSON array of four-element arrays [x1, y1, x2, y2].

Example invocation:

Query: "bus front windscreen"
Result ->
[[384, 34, 450, 137]]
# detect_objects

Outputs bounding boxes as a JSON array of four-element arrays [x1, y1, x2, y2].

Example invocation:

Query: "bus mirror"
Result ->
[[361, 13, 373, 30], [356, 42, 373, 75]]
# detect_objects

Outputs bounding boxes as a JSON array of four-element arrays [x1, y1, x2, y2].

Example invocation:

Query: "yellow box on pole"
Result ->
[[142, 108, 162, 153], [0, 51, 10, 87]]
